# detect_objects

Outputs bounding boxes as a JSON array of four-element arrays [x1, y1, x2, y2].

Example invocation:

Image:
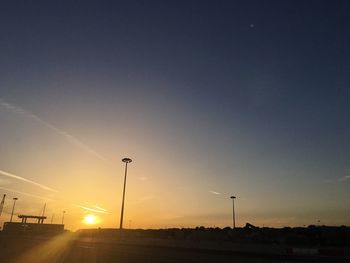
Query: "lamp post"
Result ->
[[230, 196, 236, 229], [120, 157, 132, 229], [10, 197, 18, 222], [61, 210, 66, 224]]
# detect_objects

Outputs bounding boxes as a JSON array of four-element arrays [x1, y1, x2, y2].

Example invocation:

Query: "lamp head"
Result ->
[[230, 196, 236, 199], [122, 158, 132, 163]]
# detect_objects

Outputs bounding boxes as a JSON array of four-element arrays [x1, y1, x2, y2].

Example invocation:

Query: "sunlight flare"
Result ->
[[83, 214, 98, 225]]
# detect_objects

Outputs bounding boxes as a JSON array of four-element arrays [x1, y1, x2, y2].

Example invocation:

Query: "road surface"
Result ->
[[1, 235, 347, 263]]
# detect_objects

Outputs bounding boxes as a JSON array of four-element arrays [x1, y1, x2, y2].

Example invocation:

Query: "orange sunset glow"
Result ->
[[0, 1, 349, 234], [1, 1, 350, 262]]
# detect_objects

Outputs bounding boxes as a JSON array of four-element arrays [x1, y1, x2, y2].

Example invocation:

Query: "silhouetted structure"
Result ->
[[18, 215, 47, 224], [3, 222, 64, 234], [3, 214, 63, 234]]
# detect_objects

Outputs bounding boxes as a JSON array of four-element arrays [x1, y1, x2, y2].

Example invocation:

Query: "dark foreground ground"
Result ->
[[0, 233, 348, 263]]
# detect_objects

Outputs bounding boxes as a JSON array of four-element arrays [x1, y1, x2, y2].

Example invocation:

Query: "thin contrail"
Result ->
[[0, 169, 58, 192], [93, 205, 107, 212], [0, 98, 111, 164], [75, 204, 111, 214]]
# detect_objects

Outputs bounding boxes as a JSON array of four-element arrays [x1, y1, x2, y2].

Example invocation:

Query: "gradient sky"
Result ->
[[0, 0, 349, 230]]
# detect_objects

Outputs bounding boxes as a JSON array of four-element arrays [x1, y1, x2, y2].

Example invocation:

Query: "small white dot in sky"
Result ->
[[250, 24, 255, 28]]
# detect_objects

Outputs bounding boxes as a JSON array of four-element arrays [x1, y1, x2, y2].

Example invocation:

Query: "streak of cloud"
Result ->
[[75, 205, 111, 214], [0, 98, 111, 164], [93, 205, 107, 212], [209, 190, 221, 195], [0, 186, 54, 201], [0, 169, 58, 192], [82, 202, 108, 212]]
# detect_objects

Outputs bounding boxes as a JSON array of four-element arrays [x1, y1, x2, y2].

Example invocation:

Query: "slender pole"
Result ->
[[230, 196, 236, 229], [42, 203, 46, 217], [61, 211, 66, 224], [10, 198, 18, 222], [0, 194, 6, 217], [233, 198, 235, 228], [120, 161, 128, 229]]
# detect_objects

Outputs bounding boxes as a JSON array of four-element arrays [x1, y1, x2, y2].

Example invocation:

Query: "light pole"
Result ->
[[61, 211, 66, 225], [230, 196, 236, 229], [10, 197, 18, 222], [120, 157, 132, 229]]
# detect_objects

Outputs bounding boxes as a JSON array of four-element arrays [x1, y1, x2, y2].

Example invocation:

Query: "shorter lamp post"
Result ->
[[10, 197, 18, 222], [230, 196, 236, 229]]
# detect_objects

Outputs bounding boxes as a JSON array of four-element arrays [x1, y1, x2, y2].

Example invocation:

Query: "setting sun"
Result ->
[[83, 214, 98, 225]]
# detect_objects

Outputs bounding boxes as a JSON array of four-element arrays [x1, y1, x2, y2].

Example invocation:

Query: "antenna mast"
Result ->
[[0, 194, 6, 217], [42, 203, 46, 217]]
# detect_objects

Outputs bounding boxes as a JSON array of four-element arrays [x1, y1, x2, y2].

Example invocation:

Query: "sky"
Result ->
[[0, 0, 349, 230]]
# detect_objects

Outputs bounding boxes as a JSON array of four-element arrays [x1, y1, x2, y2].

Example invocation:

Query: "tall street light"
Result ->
[[230, 196, 236, 229], [120, 157, 132, 229], [10, 197, 18, 222]]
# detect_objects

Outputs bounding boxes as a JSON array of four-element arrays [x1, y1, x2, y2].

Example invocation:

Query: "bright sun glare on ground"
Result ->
[[83, 214, 98, 225]]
